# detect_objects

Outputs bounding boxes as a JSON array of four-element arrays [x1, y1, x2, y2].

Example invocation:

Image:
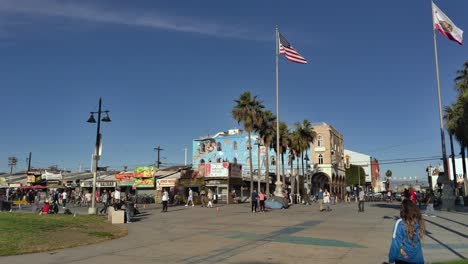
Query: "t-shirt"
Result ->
[[62, 192, 67, 200], [258, 193, 265, 201], [114, 190, 121, 200], [359, 191, 365, 201], [162, 191, 169, 201]]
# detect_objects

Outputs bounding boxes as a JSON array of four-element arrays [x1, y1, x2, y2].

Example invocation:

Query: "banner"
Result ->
[[115, 172, 135, 186], [27, 176, 36, 183], [134, 177, 155, 188], [0, 177, 8, 188], [43, 170, 63, 181], [134, 166, 156, 178]]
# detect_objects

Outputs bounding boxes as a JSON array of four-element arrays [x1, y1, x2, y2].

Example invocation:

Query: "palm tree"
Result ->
[[454, 62, 468, 180], [232, 91, 264, 197], [288, 128, 300, 199], [298, 119, 316, 197], [256, 110, 276, 196], [444, 104, 462, 185]]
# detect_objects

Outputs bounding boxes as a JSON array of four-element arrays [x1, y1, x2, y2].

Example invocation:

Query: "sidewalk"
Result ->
[[1, 201, 467, 263]]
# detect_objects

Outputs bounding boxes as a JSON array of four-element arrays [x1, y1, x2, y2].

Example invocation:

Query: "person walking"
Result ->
[[423, 190, 436, 218], [358, 188, 365, 212], [185, 188, 194, 207], [161, 190, 169, 212], [251, 189, 258, 213], [388, 199, 425, 264], [207, 190, 213, 208], [61, 190, 67, 209], [99, 190, 109, 215], [323, 189, 331, 211], [200, 189, 206, 207], [318, 189, 324, 212], [258, 191, 266, 212]]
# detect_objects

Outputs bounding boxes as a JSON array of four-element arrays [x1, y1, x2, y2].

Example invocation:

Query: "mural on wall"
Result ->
[[192, 133, 301, 176]]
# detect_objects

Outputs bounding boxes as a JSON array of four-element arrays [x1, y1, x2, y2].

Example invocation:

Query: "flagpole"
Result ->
[[431, 2, 449, 184], [274, 25, 283, 197]]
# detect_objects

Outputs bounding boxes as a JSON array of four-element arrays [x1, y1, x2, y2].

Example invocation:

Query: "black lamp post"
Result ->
[[304, 153, 310, 196], [87, 97, 111, 214]]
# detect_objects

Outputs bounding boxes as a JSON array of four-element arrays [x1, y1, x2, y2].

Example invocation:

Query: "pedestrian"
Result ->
[[387, 190, 392, 203], [388, 199, 425, 264], [61, 190, 67, 209], [251, 189, 258, 213], [423, 190, 436, 218], [207, 190, 213, 208], [200, 189, 206, 207], [161, 190, 169, 212], [409, 189, 417, 204], [323, 189, 331, 211], [185, 188, 194, 207], [318, 189, 324, 211], [99, 190, 109, 215], [258, 191, 266, 212], [85, 191, 92, 207], [358, 188, 365, 212]]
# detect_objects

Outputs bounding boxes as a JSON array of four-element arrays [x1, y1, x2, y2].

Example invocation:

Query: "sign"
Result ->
[[80, 181, 93, 188], [205, 162, 229, 178], [134, 177, 155, 188], [115, 172, 135, 186], [230, 164, 242, 178], [97, 181, 116, 188], [0, 177, 8, 188], [43, 170, 63, 181], [27, 176, 36, 183], [9, 183, 21, 188], [134, 166, 156, 178], [157, 179, 177, 188]]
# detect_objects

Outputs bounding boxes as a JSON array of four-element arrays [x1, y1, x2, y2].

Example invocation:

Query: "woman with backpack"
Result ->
[[388, 199, 425, 264]]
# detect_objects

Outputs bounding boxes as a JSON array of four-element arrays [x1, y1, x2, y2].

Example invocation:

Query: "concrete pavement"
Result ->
[[2, 201, 467, 264]]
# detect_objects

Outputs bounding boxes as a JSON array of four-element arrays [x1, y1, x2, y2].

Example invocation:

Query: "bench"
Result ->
[[11, 200, 29, 211]]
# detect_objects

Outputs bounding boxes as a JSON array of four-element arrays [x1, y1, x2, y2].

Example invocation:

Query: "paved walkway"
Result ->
[[2, 201, 467, 264]]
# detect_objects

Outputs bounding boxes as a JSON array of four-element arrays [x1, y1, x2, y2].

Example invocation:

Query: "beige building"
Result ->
[[309, 122, 346, 197]]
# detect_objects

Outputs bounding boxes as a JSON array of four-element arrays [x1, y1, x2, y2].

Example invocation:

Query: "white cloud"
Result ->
[[0, 0, 269, 40]]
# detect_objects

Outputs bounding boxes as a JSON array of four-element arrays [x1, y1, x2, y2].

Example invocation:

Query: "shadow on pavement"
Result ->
[[371, 203, 400, 210]]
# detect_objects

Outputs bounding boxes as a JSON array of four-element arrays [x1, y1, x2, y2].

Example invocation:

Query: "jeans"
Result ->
[[251, 200, 258, 212], [259, 200, 265, 211], [425, 204, 435, 215], [358, 201, 364, 212], [100, 203, 108, 214], [62, 199, 67, 207], [162, 201, 168, 212]]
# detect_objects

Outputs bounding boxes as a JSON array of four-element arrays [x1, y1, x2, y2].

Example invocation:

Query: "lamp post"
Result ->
[[86, 97, 111, 215]]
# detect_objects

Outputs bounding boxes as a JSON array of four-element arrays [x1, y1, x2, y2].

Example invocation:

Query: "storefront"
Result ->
[[203, 162, 243, 204], [42, 170, 63, 190]]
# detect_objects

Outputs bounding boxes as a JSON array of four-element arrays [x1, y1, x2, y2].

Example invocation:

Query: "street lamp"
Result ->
[[86, 97, 111, 215]]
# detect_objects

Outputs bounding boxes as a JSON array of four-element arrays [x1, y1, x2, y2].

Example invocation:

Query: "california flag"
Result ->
[[432, 2, 463, 45]]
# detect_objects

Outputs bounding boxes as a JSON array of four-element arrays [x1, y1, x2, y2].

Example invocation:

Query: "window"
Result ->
[[271, 155, 276, 166], [217, 142, 222, 151], [199, 143, 205, 153], [216, 158, 221, 162], [200, 159, 205, 164], [233, 157, 238, 164], [318, 154, 323, 164], [233, 141, 238, 150], [317, 135, 323, 147]]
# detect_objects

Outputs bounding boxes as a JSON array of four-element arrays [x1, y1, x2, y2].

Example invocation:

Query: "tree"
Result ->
[[232, 91, 264, 197], [345, 165, 365, 185], [454, 61, 468, 180], [256, 110, 276, 196]]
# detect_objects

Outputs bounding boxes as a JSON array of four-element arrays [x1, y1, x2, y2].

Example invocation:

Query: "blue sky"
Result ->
[[0, 0, 467, 182]]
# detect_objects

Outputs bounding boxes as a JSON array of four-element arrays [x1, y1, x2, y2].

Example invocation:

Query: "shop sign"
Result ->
[[205, 162, 229, 178], [0, 177, 9, 187], [80, 181, 93, 188], [135, 177, 155, 188], [9, 183, 21, 188], [97, 181, 116, 188], [27, 176, 36, 183], [115, 172, 135, 186], [230, 164, 242, 178], [157, 179, 177, 188]]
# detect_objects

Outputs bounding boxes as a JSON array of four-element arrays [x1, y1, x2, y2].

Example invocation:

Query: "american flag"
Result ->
[[279, 33, 307, 64]]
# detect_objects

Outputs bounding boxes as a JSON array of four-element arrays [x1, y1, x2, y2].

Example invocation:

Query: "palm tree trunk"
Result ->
[[449, 133, 458, 190], [290, 157, 295, 199], [461, 145, 467, 180], [296, 155, 300, 203], [248, 131, 254, 198], [265, 144, 270, 196], [301, 151, 305, 199], [257, 142, 261, 194], [281, 152, 286, 187]]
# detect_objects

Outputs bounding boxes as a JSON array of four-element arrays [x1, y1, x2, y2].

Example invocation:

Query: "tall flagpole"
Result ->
[[431, 2, 449, 183], [274, 25, 283, 197]]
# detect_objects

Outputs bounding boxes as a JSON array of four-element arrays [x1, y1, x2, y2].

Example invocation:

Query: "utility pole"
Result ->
[[184, 147, 187, 166], [155, 146, 164, 169], [27, 152, 32, 171]]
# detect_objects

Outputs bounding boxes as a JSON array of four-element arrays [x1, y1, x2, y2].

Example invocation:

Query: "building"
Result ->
[[344, 149, 380, 191], [309, 123, 346, 197]]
